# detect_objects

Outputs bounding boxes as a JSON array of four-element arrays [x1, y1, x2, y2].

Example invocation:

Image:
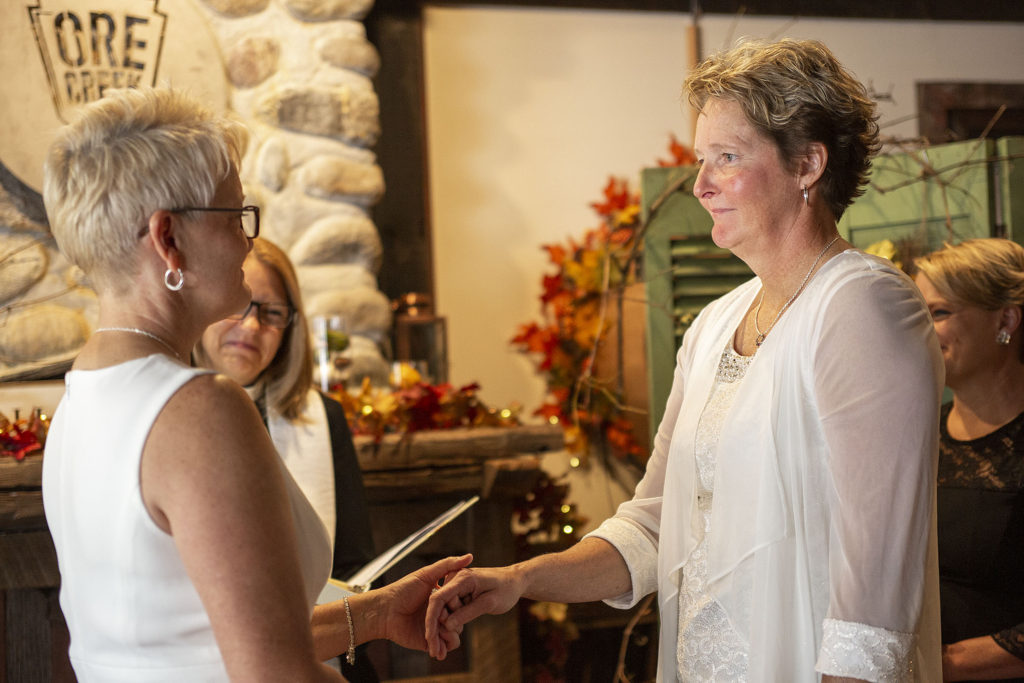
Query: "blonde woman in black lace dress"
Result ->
[[915, 238, 1024, 681]]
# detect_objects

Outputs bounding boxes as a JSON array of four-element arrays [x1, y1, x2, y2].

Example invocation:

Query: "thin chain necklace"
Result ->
[[94, 326, 182, 361], [754, 235, 841, 347]]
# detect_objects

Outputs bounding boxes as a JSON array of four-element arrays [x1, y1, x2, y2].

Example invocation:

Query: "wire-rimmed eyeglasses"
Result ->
[[228, 300, 295, 329], [138, 205, 260, 239], [171, 205, 260, 238]]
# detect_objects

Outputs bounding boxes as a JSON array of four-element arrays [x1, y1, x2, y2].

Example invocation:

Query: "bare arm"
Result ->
[[942, 637, 1024, 681], [424, 536, 630, 659], [143, 375, 342, 682]]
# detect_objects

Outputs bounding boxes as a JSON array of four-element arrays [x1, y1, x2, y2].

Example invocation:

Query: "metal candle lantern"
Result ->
[[392, 293, 448, 385]]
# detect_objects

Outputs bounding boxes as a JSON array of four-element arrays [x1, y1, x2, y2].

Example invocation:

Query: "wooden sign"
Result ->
[[0, 0, 228, 194]]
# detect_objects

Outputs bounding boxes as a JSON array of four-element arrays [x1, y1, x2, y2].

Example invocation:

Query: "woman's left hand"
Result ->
[[377, 554, 473, 658]]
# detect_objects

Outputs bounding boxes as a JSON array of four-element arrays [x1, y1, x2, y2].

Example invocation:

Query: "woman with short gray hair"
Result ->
[[41, 87, 468, 682]]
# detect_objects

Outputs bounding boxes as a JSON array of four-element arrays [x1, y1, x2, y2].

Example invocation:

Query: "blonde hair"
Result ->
[[916, 238, 1024, 362], [915, 238, 1024, 310], [194, 238, 313, 421], [43, 87, 248, 285], [684, 38, 880, 220]]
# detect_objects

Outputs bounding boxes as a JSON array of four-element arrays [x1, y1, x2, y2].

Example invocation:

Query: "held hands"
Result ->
[[424, 565, 525, 660], [375, 554, 473, 658]]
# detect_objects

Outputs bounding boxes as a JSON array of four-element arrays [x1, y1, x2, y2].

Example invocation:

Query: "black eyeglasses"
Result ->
[[228, 300, 295, 329], [171, 205, 260, 238]]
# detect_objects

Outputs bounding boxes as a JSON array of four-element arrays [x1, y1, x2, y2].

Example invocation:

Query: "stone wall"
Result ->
[[0, 0, 391, 385]]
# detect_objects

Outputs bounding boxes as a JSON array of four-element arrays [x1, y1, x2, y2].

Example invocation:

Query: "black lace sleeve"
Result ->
[[994, 625, 1024, 661]]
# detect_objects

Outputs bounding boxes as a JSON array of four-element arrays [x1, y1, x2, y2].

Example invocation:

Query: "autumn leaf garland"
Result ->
[[512, 135, 696, 464]]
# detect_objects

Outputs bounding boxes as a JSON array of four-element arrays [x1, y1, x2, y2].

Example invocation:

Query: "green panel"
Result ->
[[997, 137, 1024, 244], [641, 166, 751, 443], [839, 139, 994, 251]]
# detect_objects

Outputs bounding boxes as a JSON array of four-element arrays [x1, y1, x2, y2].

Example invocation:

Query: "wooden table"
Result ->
[[0, 453, 72, 683], [0, 424, 562, 683]]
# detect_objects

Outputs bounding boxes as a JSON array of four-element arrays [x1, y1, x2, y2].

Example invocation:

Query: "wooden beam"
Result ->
[[374, 0, 1024, 23]]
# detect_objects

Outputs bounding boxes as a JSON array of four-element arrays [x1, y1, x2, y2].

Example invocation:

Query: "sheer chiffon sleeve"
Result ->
[[584, 324, 695, 607], [812, 267, 943, 680]]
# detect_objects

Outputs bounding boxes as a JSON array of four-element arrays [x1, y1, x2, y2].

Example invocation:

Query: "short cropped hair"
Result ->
[[195, 238, 314, 421], [684, 38, 880, 220], [43, 87, 248, 284], [916, 238, 1024, 361]]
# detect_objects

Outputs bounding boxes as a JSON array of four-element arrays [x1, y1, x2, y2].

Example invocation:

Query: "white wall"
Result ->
[[422, 7, 1024, 526]]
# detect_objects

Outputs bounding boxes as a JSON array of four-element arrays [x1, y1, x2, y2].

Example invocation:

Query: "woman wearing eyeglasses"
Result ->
[[41, 87, 468, 682], [195, 238, 379, 681]]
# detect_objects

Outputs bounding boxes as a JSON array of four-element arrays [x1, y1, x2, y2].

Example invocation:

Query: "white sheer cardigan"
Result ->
[[587, 250, 943, 682]]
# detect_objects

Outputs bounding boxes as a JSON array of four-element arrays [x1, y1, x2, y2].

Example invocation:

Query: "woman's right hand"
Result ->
[[424, 565, 526, 659]]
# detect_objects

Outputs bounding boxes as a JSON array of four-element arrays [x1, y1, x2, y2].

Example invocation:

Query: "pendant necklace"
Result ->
[[94, 326, 182, 362], [753, 235, 840, 347]]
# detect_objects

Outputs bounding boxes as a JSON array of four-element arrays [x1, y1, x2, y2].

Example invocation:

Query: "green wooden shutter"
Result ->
[[997, 136, 1024, 243], [838, 138, 996, 250], [640, 166, 752, 442]]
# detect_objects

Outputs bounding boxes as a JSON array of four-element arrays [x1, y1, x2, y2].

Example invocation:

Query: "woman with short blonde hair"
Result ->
[[915, 238, 1024, 681]]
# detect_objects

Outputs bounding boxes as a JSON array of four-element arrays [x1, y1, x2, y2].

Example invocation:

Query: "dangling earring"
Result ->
[[164, 268, 184, 291], [802, 186, 809, 205], [997, 329, 1011, 345]]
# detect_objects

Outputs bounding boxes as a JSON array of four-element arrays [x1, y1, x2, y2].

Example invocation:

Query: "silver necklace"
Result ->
[[753, 235, 841, 347], [94, 326, 182, 361]]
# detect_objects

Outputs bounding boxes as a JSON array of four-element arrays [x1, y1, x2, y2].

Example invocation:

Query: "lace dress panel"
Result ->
[[937, 403, 1024, 664], [937, 404, 1024, 491], [676, 344, 753, 682]]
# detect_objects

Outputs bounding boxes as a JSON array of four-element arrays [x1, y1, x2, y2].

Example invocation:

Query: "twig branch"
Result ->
[[614, 593, 655, 683]]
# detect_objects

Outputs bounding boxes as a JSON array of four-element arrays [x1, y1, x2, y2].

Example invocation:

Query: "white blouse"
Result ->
[[587, 251, 943, 682]]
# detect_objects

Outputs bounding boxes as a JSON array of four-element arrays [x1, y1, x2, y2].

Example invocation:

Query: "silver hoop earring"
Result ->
[[802, 186, 809, 205], [997, 329, 1011, 345], [164, 268, 184, 291]]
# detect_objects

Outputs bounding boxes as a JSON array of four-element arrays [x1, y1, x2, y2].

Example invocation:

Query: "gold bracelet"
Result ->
[[343, 596, 356, 665]]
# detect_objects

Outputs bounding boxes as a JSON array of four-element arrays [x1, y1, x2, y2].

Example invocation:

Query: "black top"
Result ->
[[319, 392, 376, 581], [938, 402, 1024, 678], [318, 393, 379, 683]]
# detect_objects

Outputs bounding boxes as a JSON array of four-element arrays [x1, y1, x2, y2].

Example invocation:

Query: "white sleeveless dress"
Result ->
[[42, 355, 331, 682]]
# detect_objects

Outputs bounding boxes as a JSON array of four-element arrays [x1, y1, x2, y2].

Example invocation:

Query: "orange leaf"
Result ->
[[658, 133, 698, 167], [544, 243, 567, 266]]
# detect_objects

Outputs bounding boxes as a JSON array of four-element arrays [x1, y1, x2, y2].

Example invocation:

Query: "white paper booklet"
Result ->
[[317, 495, 479, 604]]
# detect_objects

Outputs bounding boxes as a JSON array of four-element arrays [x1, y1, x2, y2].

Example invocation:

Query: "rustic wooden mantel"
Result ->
[[0, 423, 564, 682], [353, 424, 563, 502]]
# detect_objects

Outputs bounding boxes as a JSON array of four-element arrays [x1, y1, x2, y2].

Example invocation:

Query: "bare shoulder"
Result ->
[[142, 372, 279, 530], [149, 371, 273, 471], [160, 372, 258, 425]]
